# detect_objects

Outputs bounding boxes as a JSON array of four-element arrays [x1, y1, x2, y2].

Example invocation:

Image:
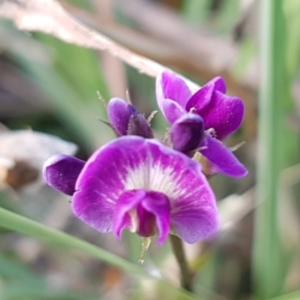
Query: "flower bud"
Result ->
[[107, 98, 153, 138], [127, 112, 154, 138]]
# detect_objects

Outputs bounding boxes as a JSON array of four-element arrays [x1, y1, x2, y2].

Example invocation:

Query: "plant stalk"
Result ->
[[253, 0, 298, 298], [170, 235, 193, 292]]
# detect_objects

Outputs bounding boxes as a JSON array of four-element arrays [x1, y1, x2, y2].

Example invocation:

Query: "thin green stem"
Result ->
[[0, 208, 197, 300], [170, 235, 193, 292]]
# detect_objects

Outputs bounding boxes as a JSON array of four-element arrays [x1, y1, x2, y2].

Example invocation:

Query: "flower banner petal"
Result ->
[[168, 160, 218, 244], [172, 206, 219, 244], [156, 71, 191, 115], [163, 99, 186, 124], [196, 91, 244, 140], [186, 76, 226, 112]]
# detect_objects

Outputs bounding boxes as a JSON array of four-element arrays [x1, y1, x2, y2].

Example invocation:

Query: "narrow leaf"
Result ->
[[0, 208, 200, 300]]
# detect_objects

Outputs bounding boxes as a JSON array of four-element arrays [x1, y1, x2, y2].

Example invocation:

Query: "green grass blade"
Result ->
[[0, 207, 201, 300], [267, 290, 300, 300], [253, 0, 298, 298], [216, 0, 239, 34], [284, 0, 300, 79], [0, 21, 112, 151], [36, 33, 109, 102], [0, 209, 143, 275], [182, 0, 210, 25]]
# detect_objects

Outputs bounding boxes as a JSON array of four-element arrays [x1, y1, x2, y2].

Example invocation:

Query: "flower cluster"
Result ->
[[156, 71, 247, 177], [43, 71, 247, 245]]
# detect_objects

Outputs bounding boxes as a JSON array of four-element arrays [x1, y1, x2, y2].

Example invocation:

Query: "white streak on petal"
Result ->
[[124, 158, 187, 203]]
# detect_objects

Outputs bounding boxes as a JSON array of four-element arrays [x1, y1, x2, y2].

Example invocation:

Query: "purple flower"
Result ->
[[43, 136, 218, 244], [156, 71, 247, 178], [107, 98, 153, 138]]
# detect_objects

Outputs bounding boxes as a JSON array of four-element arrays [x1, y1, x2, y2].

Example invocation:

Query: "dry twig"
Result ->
[[0, 0, 196, 89]]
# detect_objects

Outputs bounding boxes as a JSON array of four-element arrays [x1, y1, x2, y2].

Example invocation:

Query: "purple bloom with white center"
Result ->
[[107, 98, 153, 138], [43, 136, 218, 244], [156, 71, 247, 178]]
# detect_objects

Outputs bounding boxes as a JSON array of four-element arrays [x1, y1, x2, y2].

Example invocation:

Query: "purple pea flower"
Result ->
[[156, 71, 247, 178], [43, 136, 218, 244], [107, 98, 153, 138]]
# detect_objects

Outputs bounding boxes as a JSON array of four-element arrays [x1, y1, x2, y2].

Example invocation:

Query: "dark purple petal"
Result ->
[[72, 136, 218, 243], [113, 190, 146, 238], [43, 154, 85, 196], [214, 76, 226, 93], [107, 97, 136, 136], [163, 99, 186, 124], [199, 135, 248, 178], [156, 71, 191, 114], [168, 161, 218, 244], [172, 207, 219, 244], [195, 91, 244, 140], [170, 113, 205, 153], [107, 97, 153, 138], [136, 203, 157, 238], [113, 190, 171, 243], [186, 77, 226, 112], [140, 191, 171, 244], [127, 113, 154, 138]]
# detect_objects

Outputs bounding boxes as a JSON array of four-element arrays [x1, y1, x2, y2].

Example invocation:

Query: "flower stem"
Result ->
[[169, 235, 193, 292]]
